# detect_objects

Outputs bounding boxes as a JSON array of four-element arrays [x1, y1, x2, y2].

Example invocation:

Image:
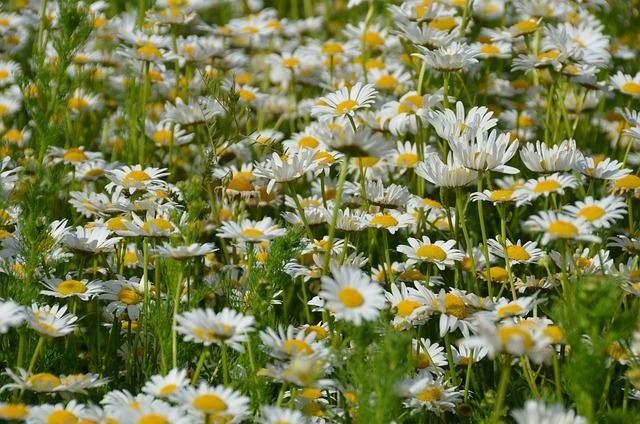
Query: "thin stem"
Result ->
[[220, 344, 229, 386], [323, 158, 350, 275], [191, 347, 208, 386], [491, 359, 511, 424], [172, 265, 184, 369], [19, 337, 45, 400]]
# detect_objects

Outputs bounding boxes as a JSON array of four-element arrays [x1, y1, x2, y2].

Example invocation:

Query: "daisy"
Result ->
[[363, 179, 413, 208], [175, 307, 255, 352], [607, 235, 640, 255], [110, 399, 191, 424], [311, 82, 378, 123], [410, 338, 448, 374], [563, 196, 627, 229], [73, 159, 118, 182], [216, 217, 286, 243], [100, 276, 147, 321], [513, 173, 580, 205], [141, 368, 190, 398], [459, 317, 553, 364], [105, 165, 169, 195], [171, 382, 250, 422], [40, 275, 104, 301], [319, 264, 386, 326], [416, 153, 478, 188], [154, 242, 217, 259], [399, 372, 463, 417], [368, 210, 415, 234], [163, 97, 223, 126], [67, 88, 101, 113], [62, 226, 122, 254], [610, 71, 640, 98], [398, 236, 465, 270], [0, 402, 29, 421], [0, 300, 26, 333], [523, 211, 601, 245], [428, 101, 498, 143], [0, 60, 20, 87], [573, 156, 632, 180], [519, 139, 580, 173], [470, 188, 529, 205], [449, 129, 520, 174], [511, 400, 587, 424], [26, 303, 77, 338], [413, 41, 479, 72], [26, 400, 87, 424], [320, 207, 370, 232], [609, 173, 640, 197], [487, 238, 545, 265], [253, 150, 321, 194], [378, 92, 439, 136], [145, 120, 194, 148], [385, 281, 430, 330], [259, 324, 328, 360], [325, 125, 392, 158]]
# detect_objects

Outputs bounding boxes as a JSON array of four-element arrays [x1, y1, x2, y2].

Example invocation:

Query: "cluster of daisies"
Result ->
[[1, 0, 640, 422]]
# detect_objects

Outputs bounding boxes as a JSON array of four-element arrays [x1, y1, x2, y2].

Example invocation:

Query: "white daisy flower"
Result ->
[[415, 153, 478, 188], [562, 196, 627, 229], [170, 382, 250, 422], [513, 173, 580, 205], [487, 238, 545, 265], [413, 41, 479, 72], [397, 236, 465, 270], [573, 155, 632, 180], [524, 210, 601, 245], [216, 217, 287, 243], [311, 82, 377, 123], [319, 264, 387, 326], [175, 307, 255, 352], [40, 275, 104, 301], [511, 400, 587, 424], [141, 368, 189, 398], [26, 303, 78, 338], [0, 300, 26, 333], [519, 139, 580, 173]]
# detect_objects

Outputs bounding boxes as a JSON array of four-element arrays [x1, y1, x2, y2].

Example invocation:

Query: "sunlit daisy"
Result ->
[[141, 368, 189, 398], [524, 211, 601, 245], [610, 71, 640, 98], [26, 303, 78, 338], [171, 382, 250, 422], [563, 196, 627, 229], [0, 300, 26, 334], [319, 264, 387, 326], [175, 307, 255, 352], [311, 82, 377, 123], [398, 236, 465, 269], [511, 400, 587, 424], [519, 139, 580, 173], [40, 275, 103, 301], [513, 173, 580, 205], [217, 217, 286, 243], [487, 238, 545, 265]]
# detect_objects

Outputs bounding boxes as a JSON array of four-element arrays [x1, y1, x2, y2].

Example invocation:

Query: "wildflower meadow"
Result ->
[[2, 0, 640, 422]]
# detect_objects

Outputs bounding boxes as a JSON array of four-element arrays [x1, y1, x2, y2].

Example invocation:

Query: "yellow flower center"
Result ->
[[433, 294, 466, 319], [537, 51, 560, 60], [375, 75, 398, 88], [282, 57, 300, 67], [138, 415, 169, 424], [371, 214, 398, 228], [415, 385, 442, 402], [607, 343, 631, 360], [365, 31, 384, 47], [517, 116, 535, 128], [498, 327, 534, 350], [63, 148, 88, 162], [300, 388, 323, 399], [339, 287, 364, 308], [118, 287, 141, 305], [159, 384, 177, 395], [488, 266, 508, 282], [57, 279, 87, 295], [107, 216, 130, 232], [548, 220, 579, 238], [298, 136, 319, 148], [284, 339, 313, 355], [622, 82, 640, 95], [396, 299, 422, 317], [123, 170, 151, 184], [322, 43, 343, 54], [143, 218, 174, 233], [514, 19, 538, 34], [430, 17, 457, 31], [240, 228, 264, 238], [416, 245, 446, 261], [68, 98, 89, 111], [615, 174, 640, 190], [533, 179, 561, 193], [335, 99, 359, 113], [3, 129, 23, 142], [192, 394, 227, 413], [238, 89, 255, 101], [137, 45, 163, 58], [27, 373, 61, 389], [410, 352, 430, 368], [489, 189, 513, 202], [577, 205, 605, 221], [354, 157, 379, 167], [0, 404, 28, 419], [396, 153, 418, 167], [543, 325, 565, 343], [304, 325, 328, 339], [506, 245, 530, 261], [48, 410, 77, 424], [301, 402, 324, 417], [153, 130, 173, 146], [480, 45, 501, 55], [227, 177, 254, 192], [497, 304, 524, 318]]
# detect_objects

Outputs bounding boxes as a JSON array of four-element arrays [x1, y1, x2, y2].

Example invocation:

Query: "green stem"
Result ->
[[477, 172, 492, 297], [220, 344, 229, 386], [191, 346, 208, 386], [19, 337, 45, 400], [323, 158, 350, 275], [491, 360, 511, 423], [172, 266, 184, 369]]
